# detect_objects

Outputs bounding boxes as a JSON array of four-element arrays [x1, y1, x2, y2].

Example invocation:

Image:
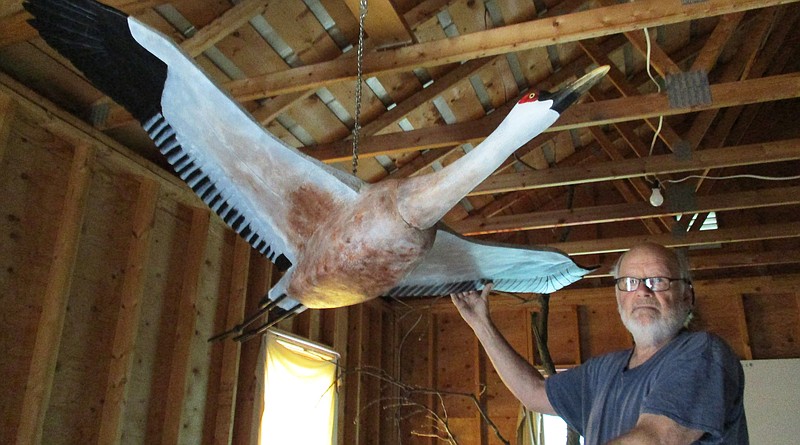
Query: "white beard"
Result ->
[[619, 301, 689, 348]]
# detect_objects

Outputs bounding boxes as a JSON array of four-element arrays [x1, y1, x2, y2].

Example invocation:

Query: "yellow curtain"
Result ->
[[259, 333, 337, 445]]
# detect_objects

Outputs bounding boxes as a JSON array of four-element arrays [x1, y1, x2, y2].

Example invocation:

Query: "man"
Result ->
[[451, 243, 748, 444]]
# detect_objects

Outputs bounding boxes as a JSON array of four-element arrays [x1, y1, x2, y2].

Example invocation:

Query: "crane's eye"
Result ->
[[518, 91, 539, 104]]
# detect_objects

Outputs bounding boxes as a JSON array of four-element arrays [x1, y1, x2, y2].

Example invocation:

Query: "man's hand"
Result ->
[[451, 283, 494, 331]]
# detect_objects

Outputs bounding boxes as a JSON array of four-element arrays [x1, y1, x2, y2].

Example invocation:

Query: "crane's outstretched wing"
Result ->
[[24, 0, 361, 270], [384, 227, 593, 297]]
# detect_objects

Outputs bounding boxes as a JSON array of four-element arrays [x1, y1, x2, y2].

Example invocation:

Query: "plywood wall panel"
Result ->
[[436, 311, 480, 418], [692, 292, 752, 359], [122, 199, 193, 444], [744, 293, 800, 359], [544, 306, 582, 367], [195, 230, 235, 444], [447, 417, 481, 444], [379, 307, 399, 444], [578, 304, 632, 362], [42, 167, 142, 444], [396, 307, 436, 445], [0, 115, 72, 444], [141, 205, 198, 444]]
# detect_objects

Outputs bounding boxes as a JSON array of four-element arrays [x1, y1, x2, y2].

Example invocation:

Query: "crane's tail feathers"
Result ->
[[233, 304, 306, 343], [207, 295, 290, 343]]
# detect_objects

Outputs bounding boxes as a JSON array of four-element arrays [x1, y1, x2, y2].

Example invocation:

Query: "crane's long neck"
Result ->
[[397, 102, 558, 230]]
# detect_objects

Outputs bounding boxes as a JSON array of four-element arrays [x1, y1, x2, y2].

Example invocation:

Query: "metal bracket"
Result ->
[[666, 70, 712, 109], [674, 139, 693, 161], [667, 183, 697, 214]]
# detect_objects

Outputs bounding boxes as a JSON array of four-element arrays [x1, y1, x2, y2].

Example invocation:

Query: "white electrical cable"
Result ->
[[664, 173, 800, 184], [643, 27, 664, 157]]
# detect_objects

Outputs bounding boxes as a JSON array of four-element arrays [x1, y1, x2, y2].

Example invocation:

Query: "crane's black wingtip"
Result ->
[[23, 0, 167, 124]]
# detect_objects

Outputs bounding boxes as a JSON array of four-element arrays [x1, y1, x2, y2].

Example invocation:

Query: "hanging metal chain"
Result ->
[[352, 0, 368, 175]]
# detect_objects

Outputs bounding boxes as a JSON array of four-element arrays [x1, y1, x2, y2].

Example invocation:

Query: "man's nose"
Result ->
[[633, 280, 654, 293]]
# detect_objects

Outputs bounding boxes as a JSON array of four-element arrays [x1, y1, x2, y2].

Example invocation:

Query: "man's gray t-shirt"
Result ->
[[545, 330, 748, 444]]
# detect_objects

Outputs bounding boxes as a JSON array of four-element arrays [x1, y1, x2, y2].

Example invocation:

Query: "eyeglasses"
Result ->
[[615, 277, 689, 292]]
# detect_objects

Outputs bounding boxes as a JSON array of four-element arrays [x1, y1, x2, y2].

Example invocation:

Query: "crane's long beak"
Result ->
[[540, 65, 610, 113]]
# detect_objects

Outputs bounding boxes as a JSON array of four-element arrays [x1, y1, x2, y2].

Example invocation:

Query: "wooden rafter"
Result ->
[[304, 72, 800, 162], [468, 138, 800, 195], [452, 185, 800, 235], [225, 0, 798, 99]]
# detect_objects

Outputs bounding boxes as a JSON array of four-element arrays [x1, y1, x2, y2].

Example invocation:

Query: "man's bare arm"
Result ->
[[451, 284, 556, 415], [606, 413, 704, 445]]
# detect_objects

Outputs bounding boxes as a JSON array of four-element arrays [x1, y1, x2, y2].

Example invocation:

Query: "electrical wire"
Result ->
[[642, 27, 664, 157], [664, 173, 800, 184]]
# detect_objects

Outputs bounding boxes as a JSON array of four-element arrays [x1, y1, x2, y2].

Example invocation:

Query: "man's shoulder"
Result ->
[[671, 330, 741, 366]]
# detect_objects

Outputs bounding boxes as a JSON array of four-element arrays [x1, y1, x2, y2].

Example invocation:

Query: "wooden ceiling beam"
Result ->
[[623, 30, 682, 77], [341, 0, 413, 47], [579, 39, 683, 150], [469, 138, 800, 195], [252, 0, 590, 135], [304, 72, 800, 162], [225, 0, 796, 99], [451, 185, 800, 235], [553, 221, 800, 256], [181, 0, 269, 58], [459, 31, 715, 224], [583, 249, 800, 278], [474, 145, 601, 218], [690, 12, 746, 73], [686, 6, 779, 147]]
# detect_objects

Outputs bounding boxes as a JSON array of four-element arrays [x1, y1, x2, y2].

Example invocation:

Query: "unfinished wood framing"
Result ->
[[212, 236, 251, 445], [97, 177, 160, 445], [2, 0, 800, 443], [15, 143, 93, 445], [0, 92, 14, 163]]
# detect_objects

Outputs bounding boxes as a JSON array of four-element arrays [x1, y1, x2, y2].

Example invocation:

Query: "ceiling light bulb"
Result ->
[[649, 186, 664, 207]]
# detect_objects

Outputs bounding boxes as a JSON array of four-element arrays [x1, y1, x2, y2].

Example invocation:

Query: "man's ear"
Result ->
[[686, 283, 695, 307]]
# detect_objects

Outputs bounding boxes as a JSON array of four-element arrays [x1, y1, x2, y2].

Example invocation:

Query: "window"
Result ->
[[259, 330, 339, 445], [676, 211, 719, 231], [519, 409, 584, 445]]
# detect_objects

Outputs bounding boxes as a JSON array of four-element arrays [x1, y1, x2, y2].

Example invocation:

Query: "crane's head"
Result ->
[[494, 65, 610, 150]]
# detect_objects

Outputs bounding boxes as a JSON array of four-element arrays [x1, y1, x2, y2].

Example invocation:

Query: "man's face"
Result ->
[[615, 245, 693, 347]]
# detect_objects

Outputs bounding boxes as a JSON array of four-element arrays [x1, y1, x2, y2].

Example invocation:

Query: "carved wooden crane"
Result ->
[[25, 0, 608, 341]]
